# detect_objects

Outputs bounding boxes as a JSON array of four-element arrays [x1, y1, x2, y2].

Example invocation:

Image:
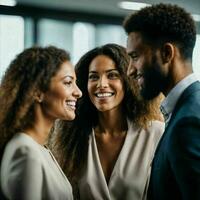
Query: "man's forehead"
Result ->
[[127, 32, 141, 52]]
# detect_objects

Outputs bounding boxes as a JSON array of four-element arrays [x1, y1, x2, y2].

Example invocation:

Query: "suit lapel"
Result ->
[[154, 81, 200, 154], [169, 81, 200, 126]]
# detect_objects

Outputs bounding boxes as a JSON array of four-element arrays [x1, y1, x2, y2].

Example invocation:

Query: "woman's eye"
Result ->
[[108, 72, 120, 79], [64, 81, 72, 86], [88, 74, 99, 81]]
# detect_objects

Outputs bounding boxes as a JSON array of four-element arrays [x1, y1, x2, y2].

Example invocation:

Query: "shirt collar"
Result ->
[[161, 73, 197, 122]]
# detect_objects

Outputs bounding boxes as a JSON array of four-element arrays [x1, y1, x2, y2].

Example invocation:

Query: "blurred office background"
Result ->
[[0, 0, 200, 80]]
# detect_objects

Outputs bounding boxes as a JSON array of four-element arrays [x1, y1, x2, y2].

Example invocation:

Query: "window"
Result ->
[[0, 15, 24, 80], [38, 19, 73, 55], [193, 34, 200, 80], [24, 18, 34, 48], [0, 9, 199, 81], [96, 24, 126, 47], [73, 22, 95, 64]]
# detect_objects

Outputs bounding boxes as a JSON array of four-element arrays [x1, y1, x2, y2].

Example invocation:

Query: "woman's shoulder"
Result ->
[[129, 119, 164, 139], [128, 119, 164, 133], [146, 120, 165, 135], [0, 134, 45, 199], [2, 133, 42, 164], [143, 120, 164, 144], [149, 120, 165, 129]]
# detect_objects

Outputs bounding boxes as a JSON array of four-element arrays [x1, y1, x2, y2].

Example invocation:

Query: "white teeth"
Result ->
[[96, 92, 113, 97], [66, 101, 76, 106]]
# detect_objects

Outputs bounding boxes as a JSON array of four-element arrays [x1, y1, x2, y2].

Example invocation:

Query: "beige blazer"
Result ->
[[0, 133, 73, 200], [78, 120, 164, 200]]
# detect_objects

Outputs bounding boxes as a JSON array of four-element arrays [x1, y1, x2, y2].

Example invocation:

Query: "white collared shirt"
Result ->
[[161, 73, 198, 125]]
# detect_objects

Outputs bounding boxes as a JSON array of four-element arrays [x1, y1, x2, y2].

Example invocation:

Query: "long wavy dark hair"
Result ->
[[0, 46, 70, 160], [55, 43, 163, 184]]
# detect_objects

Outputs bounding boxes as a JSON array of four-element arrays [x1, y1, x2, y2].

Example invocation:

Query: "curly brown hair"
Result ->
[[55, 43, 163, 184], [0, 46, 70, 159], [123, 3, 196, 59]]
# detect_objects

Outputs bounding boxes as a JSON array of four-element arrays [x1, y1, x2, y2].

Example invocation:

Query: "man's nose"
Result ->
[[127, 61, 136, 77]]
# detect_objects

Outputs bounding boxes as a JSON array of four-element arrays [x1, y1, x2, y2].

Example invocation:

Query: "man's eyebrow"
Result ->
[[128, 51, 137, 57], [89, 69, 118, 74]]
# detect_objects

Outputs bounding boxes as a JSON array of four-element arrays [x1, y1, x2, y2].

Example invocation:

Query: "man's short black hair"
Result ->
[[123, 3, 196, 59]]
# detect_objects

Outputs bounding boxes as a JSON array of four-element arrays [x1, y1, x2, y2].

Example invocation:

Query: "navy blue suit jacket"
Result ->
[[148, 81, 200, 200]]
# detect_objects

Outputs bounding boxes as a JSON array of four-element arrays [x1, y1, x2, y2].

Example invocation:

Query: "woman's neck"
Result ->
[[24, 122, 52, 145], [23, 104, 54, 145], [96, 108, 127, 135]]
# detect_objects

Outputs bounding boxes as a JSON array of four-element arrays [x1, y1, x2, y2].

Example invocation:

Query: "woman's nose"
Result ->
[[97, 76, 108, 88], [74, 84, 82, 98]]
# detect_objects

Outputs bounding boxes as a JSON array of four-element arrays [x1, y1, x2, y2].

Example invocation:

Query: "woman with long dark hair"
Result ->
[[56, 43, 164, 200]]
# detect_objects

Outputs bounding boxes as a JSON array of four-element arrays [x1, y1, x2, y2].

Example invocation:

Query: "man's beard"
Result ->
[[140, 57, 166, 100]]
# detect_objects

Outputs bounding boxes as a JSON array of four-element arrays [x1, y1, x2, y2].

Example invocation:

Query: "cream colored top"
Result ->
[[78, 120, 164, 200], [0, 133, 73, 200]]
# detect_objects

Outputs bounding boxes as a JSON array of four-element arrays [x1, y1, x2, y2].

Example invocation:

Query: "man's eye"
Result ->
[[131, 55, 138, 62], [129, 53, 139, 62]]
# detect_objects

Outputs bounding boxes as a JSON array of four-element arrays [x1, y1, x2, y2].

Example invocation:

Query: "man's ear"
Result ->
[[161, 43, 175, 63], [34, 90, 44, 103]]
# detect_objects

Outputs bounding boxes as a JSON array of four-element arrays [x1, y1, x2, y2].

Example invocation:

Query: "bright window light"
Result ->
[[119, 2, 200, 22], [192, 14, 200, 22], [0, 0, 16, 6], [118, 1, 151, 11], [0, 15, 24, 80]]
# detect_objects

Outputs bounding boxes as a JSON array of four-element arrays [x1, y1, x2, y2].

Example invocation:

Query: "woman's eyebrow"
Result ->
[[62, 75, 74, 80]]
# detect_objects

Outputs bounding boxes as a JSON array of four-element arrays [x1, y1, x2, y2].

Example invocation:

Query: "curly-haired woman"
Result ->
[[0, 46, 82, 199]]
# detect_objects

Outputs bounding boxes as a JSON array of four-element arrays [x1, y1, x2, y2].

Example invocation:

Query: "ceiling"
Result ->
[[16, 0, 200, 17]]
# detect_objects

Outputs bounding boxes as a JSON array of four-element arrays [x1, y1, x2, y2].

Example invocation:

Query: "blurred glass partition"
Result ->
[[1, 10, 199, 82], [73, 23, 127, 64], [96, 24, 127, 47], [37, 21, 127, 65], [0, 15, 24, 81], [193, 34, 200, 79], [38, 19, 73, 55], [24, 18, 34, 49], [73, 22, 95, 64]]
